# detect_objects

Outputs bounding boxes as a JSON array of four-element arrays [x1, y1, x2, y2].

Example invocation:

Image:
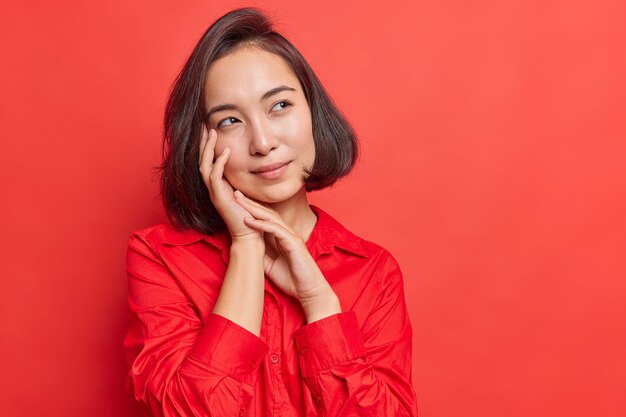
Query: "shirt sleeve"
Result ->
[[124, 232, 268, 417], [293, 254, 418, 417]]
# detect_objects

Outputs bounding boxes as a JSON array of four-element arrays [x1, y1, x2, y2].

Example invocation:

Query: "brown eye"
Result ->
[[271, 101, 292, 111], [217, 117, 240, 128]]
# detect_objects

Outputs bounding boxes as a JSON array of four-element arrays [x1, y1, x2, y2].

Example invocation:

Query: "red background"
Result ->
[[1, 1, 625, 416]]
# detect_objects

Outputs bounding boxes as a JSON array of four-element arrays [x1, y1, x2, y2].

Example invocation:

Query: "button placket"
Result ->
[[263, 287, 286, 412]]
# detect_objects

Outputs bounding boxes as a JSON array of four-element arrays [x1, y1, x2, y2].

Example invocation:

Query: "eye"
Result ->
[[270, 101, 292, 112], [217, 117, 241, 128]]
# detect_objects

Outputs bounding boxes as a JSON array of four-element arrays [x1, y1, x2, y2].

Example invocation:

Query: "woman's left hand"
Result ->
[[234, 191, 341, 322]]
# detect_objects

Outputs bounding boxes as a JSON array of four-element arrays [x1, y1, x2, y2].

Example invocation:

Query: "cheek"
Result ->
[[282, 109, 315, 155], [214, 137, 245, 169], [303, 143, 315, 171], [221, 149, 248, 185], [213, 137, 229, 156], [222, 163, 247, 192], [223, 156, 244, 177], [298, 120, 316, 166], [214, 127, 247, 154]]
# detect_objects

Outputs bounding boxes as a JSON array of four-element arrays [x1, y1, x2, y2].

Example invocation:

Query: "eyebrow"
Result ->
[[205, 85, 297, 120], [261, 85, 296, 101]]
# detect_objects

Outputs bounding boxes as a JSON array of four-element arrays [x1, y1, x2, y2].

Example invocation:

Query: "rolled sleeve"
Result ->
[[293, 312, 366, 376], [186, 313, 269, 384]]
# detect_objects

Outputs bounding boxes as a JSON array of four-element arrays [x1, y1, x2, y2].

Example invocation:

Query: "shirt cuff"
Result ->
[[189, 313, 268, 382], [293, 311, 366, 376]]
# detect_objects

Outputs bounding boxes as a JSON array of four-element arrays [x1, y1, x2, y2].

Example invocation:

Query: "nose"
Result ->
[[248, 119, 278, 155]]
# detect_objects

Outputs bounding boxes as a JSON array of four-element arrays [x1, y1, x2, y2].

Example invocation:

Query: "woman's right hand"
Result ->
[[199, 126, 265, 336], [198, 126, 262, 241]]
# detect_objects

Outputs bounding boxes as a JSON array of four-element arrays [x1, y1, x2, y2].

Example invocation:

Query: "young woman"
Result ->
[[124, 8, 418, 417]]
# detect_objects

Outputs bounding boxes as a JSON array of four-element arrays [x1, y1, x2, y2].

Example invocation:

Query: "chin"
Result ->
[[242, 182, 305, 205]]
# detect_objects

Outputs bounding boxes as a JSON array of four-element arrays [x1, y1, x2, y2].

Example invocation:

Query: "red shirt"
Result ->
[[124, 206, 418, 416]]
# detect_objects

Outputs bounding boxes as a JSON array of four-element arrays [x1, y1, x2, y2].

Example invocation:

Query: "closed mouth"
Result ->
[[251, 161, 292, 179], [252, 161, 290, 174]]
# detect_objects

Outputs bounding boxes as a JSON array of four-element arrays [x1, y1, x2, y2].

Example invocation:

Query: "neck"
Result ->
[[267, 188, 317, 241]]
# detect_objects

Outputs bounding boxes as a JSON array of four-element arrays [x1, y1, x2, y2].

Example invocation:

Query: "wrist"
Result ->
[[300, 288, 341, 323], [230, 237, 265, 257], [231, 232, 265, 245]]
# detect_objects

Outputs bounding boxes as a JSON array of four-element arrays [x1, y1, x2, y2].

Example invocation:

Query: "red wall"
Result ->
[[1, 1, 624, 416]]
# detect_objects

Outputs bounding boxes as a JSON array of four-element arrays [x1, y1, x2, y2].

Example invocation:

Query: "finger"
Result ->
[[235, 192, 288, 226], [243, 217, 299, 250], [210, 147, 230, 179], [208, 147, 231, 197], [198, 125, 209, 166], [208, 128, 218, 156], [234, 190, 267, 209], [199, 128, 218, 178], [263, 254, 275, 276]]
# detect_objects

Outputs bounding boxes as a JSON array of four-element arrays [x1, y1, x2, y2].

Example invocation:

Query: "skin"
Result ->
[[198, 46, 341, 336]]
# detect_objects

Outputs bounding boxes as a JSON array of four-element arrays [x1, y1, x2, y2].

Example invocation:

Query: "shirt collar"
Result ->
[[161, 226, 231, 263], [160, 205, 368, 261], [307, 205, 369, 259]]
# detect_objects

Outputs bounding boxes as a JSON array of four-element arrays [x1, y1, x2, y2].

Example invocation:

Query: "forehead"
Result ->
[[204, 46, 300, 103]]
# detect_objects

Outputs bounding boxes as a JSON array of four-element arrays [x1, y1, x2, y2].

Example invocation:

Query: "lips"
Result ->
[[252, 161, 291, 179]]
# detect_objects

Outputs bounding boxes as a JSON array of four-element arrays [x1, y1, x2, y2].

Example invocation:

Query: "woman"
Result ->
[[124, 8, 417, 417]]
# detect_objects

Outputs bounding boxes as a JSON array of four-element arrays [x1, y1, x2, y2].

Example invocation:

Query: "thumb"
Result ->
[[263, 254, 274, 276]]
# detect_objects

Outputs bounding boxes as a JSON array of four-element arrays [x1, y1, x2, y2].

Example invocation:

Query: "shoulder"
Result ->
[[126, 224, 183, 264], [131, 223, 203, 245], [127, 222, 229, 263], [312, 206, 402, 280], [126, 223, 218, 265], [355, 234, 403, 285], [129, 223, 205, 246]]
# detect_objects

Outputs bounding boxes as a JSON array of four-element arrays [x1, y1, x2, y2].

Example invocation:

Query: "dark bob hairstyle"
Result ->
[[160, 7, 358, 235]]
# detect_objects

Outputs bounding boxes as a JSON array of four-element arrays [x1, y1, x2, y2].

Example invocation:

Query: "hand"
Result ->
[[234, 191, 341, 322], [198, 126, 262, 241]]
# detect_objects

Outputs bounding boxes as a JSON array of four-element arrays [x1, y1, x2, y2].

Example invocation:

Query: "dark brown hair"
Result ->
[[160, 7, 358, 234]]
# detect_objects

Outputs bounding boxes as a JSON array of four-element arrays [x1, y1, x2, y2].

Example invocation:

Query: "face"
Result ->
[[203, 46, 315, 204]]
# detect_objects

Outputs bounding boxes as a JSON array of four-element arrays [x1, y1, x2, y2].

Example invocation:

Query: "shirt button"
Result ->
[[239, 407, 246, 416], [270, 354, 279, 364], [299, 346, 308, 356]]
